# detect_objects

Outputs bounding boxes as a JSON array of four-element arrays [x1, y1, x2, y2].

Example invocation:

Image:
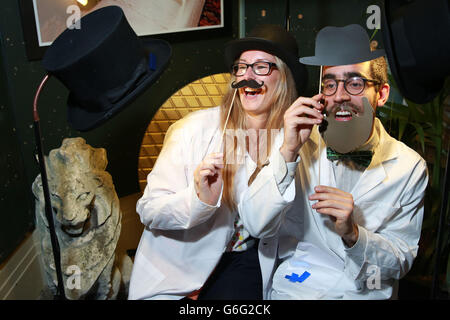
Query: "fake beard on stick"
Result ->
[[320, 96, 374, 153]]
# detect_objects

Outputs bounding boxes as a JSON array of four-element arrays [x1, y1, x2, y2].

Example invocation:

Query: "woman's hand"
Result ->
[[280, 93, 324, 162], [193, 152, 224, 206]]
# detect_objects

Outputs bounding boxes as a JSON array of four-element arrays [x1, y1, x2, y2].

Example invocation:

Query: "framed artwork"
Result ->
[[19, 0, 229, 60]]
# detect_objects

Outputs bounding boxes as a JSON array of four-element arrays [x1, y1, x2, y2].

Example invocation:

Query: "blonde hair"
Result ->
[[220, 56, 298, 210]]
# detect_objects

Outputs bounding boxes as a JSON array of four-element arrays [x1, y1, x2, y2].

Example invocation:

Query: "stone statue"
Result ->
[[32, 137, 132, 300]]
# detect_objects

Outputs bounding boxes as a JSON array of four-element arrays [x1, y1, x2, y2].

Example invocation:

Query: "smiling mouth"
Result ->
[[242, 87, 263, 96], [334, 110, 354, 121]]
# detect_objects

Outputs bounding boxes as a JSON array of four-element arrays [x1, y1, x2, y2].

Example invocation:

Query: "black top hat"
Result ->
[[224, 24, 308, 95], [382, 0, 450, 104], [300, 24, 385, 66], [42, 6, 172, 131]]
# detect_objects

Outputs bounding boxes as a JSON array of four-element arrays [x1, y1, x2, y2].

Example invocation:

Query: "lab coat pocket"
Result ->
[[271, 242, 345, 300], [353, 201, 399, 231]]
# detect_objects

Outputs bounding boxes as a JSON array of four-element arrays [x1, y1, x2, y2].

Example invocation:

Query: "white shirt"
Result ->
[[230, 155, 297, 252], [330, 122, 380, 193]]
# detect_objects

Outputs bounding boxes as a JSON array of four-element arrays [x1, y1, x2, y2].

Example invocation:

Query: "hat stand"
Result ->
[[33, 74, 66, 300]]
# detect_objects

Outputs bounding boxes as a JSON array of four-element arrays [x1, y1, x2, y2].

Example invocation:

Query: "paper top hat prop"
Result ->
[[300, 24, 385, 66], [224, 24, 308, 94], [42, 5, 172, 131], [382, 0, 450, 104]]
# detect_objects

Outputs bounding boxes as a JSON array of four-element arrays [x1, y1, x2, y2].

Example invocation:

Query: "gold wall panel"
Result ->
[[138, 73, 231, 191]]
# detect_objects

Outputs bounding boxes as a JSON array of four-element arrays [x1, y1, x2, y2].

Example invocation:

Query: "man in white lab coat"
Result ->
[[270, 24, 429, 299]]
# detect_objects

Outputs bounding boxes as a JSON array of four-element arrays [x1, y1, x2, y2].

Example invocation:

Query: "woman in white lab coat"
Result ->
[[128, 24, 318, 300]]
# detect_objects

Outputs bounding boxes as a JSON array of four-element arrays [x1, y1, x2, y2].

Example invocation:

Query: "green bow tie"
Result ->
[[326, 147, 373, 168]]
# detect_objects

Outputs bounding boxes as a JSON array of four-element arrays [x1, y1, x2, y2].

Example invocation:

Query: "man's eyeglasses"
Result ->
[[321, 76, 381, 96], [232, 62, 277, 76]]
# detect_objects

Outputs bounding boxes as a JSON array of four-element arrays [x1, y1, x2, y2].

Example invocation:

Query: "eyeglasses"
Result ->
[[231, 62, 277, 76], [321, 76, 381, 96]]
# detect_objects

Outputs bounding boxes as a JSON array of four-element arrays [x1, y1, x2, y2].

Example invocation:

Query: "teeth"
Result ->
[[336, 110, 352, 116], [244, 88, 262, 96]]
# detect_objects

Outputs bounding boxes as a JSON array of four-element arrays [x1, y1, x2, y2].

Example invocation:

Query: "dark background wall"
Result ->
[[0, 0, 383, 264], [0, 0, 240, 263], [244, 0, 384, 98]]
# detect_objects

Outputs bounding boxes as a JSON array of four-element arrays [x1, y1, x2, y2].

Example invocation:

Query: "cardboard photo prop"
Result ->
[[321, 97, 374, 153], [299, 24, 385, 67], [299, 24, 383, 156]]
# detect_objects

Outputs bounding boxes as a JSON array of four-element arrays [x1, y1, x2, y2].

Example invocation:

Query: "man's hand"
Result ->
[[309, 185, 359, 247], [279, 94, 324, 162], [193, 153, 224, 206]]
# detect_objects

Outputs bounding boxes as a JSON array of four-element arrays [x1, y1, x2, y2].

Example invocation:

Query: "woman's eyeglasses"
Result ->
[[231, 62, 277, 77]]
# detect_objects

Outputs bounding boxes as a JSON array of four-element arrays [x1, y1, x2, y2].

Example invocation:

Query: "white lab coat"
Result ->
[[273, 119, 429, 299], [128, 106, 296, 300]]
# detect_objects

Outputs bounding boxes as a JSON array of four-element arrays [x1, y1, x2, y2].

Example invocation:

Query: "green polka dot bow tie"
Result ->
[[326, 147, 373, 168]]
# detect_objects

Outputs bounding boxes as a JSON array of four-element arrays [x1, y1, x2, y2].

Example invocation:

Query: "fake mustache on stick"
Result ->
[[231, 79, 264, 89]]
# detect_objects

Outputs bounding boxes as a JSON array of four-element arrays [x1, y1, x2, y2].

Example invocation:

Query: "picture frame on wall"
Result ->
[[18, 0, 229, 61]]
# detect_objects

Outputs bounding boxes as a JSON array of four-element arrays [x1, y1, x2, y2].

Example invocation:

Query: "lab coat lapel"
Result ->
[[315, 132, 346, 257], [352, 121, 398, 202], [309, 127, 337, 188], [304, 129, 341, 252], [351, 150, 387, 201]]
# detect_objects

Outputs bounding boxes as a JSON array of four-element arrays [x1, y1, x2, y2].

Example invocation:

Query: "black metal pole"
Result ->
[[431, 142, 450, 299], [285, 0, 290, 31], [33, 74, 66, 300]]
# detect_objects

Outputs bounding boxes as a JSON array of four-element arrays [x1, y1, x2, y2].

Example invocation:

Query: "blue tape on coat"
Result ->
[[285, 271, 311, 283]]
